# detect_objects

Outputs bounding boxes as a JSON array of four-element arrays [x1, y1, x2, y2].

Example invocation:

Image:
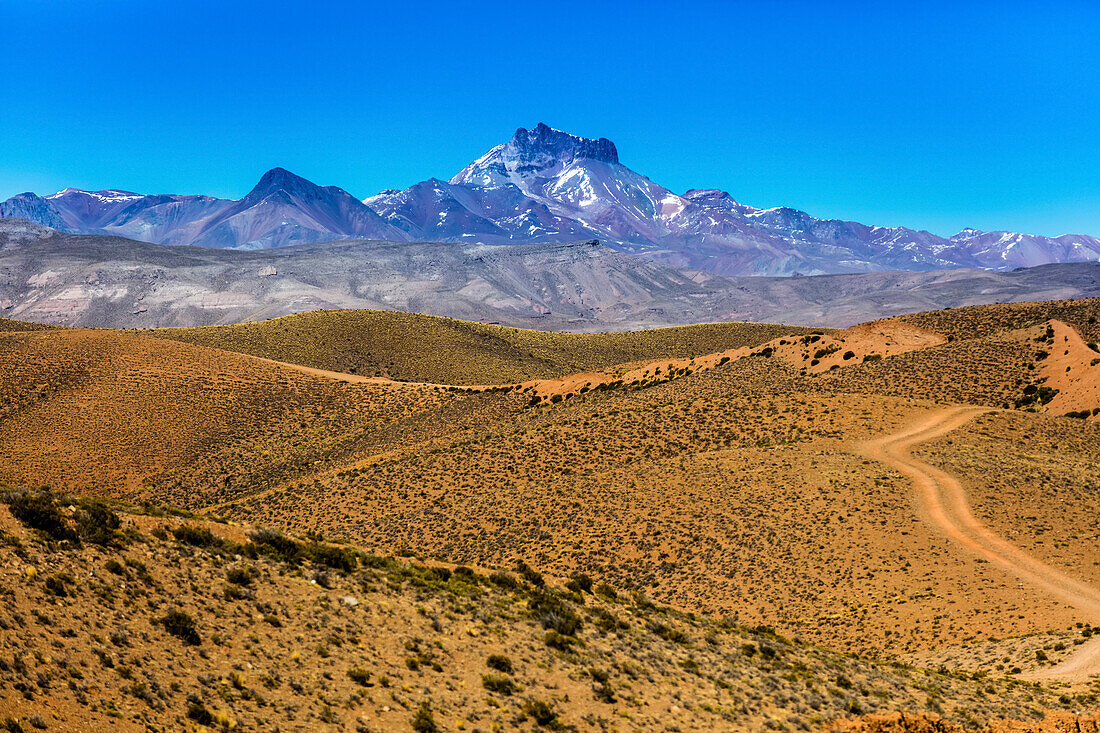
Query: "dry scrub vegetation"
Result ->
[[145, 309, 818, 385], [2, 300, 1100, 730], [1, 490, 1096, 733]]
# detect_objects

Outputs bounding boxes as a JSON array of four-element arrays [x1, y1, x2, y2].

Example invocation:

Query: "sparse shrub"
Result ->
[[482, 673, 517, 695], [522, 699, 560, 728], [516, 561, 545, 587], [862, 353, 882, 363], [304, 542, 357, 572], [529, 591, 582, 635], [565, 572, 592, 594], [410, 701, 438, 733], [488, 571, 518, 590], [6, 490, 74, 542], [44, 572, 71, 597], [544, 630, 576, 651], [187, 699, 212, 721], [172, 524, 220, 549], [249, 527, 301, 562], [105, 559, 124, 575], [649, 621, 688, 644], [73, 500, 123, 546], [426, 566, 451, 582], [158, 609, 201, 645], [594, 583, 618, 600], [486, 654, 513, 674], [593, 681, 616, 703], [225, 566, 254, 585], [842, 350, 855, 360], [347, 668, 372, 687], [591, 607, 627, 633]]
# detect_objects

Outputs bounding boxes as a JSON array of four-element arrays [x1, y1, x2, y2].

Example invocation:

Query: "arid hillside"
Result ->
[[2, 301, 1099, 665], [145, 309, 819, 385], [2, 490, 1097, 733], [0, 326, 450, 496]]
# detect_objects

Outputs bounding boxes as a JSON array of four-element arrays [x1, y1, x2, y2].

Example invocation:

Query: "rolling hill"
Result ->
[[3, 493, 1094, 732], [146, 310, 818, 385], [3, 300, 1100, 730]]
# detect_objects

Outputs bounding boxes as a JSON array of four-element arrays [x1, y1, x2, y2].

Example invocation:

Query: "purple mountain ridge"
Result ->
[[4, 124, 1099, 275]]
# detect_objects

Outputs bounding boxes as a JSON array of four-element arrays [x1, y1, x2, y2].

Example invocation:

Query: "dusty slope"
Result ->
[[3, 301, 1100, 661], [863, 407, 1100, 682], [145, 310, 817, 385], [0, 327, 450, 495], [2, 490, 1098, 733]]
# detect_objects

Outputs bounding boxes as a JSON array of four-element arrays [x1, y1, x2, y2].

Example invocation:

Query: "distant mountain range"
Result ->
[[4, 123, 1099, 276], [3, 219, 1100, 330]]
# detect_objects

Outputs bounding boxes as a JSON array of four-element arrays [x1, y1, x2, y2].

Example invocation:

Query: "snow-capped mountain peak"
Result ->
[[451, 123, 619, 188], [950, 228, 985, 241], [4, 125, 1099, 274]]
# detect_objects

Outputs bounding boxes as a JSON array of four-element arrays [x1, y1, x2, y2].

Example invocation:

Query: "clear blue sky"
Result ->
[[2, 0, 1097, 237]]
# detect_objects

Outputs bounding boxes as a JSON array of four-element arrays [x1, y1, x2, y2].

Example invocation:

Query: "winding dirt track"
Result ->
[[860, 406, 1100, 680]]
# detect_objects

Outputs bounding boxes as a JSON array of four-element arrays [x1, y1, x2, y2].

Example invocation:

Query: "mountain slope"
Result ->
[[5, 124, 1098, 274], [369, 123, 1100, 276], [4, 491, 1091, 732], [0, 226, 750, 329], [189, 167, 406, 249], [3, 220, 1100, 329], [4, 169, 406, 250]]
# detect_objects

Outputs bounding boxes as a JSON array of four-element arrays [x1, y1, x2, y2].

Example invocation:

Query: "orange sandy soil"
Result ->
[[0, 303, 1096, 657], [1, 505, 1097, 733]]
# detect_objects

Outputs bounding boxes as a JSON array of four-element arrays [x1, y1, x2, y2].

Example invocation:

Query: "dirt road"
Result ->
[[861, 406, 1100, 680]]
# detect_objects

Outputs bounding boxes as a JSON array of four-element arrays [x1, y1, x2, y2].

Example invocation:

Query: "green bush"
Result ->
[[249, 527, 301, 562], [410, 701, 438, 733], [172, 524, 220, 549], [486, 654, 513, 674], [6, 490, 74, 542], [529, 591, 582, 635], [158, 609, 201, 645], [522, 699, 560, 727], [347, 668, 372, 687], [225, 566, 254, 585], [482, 673, 517, 695]]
